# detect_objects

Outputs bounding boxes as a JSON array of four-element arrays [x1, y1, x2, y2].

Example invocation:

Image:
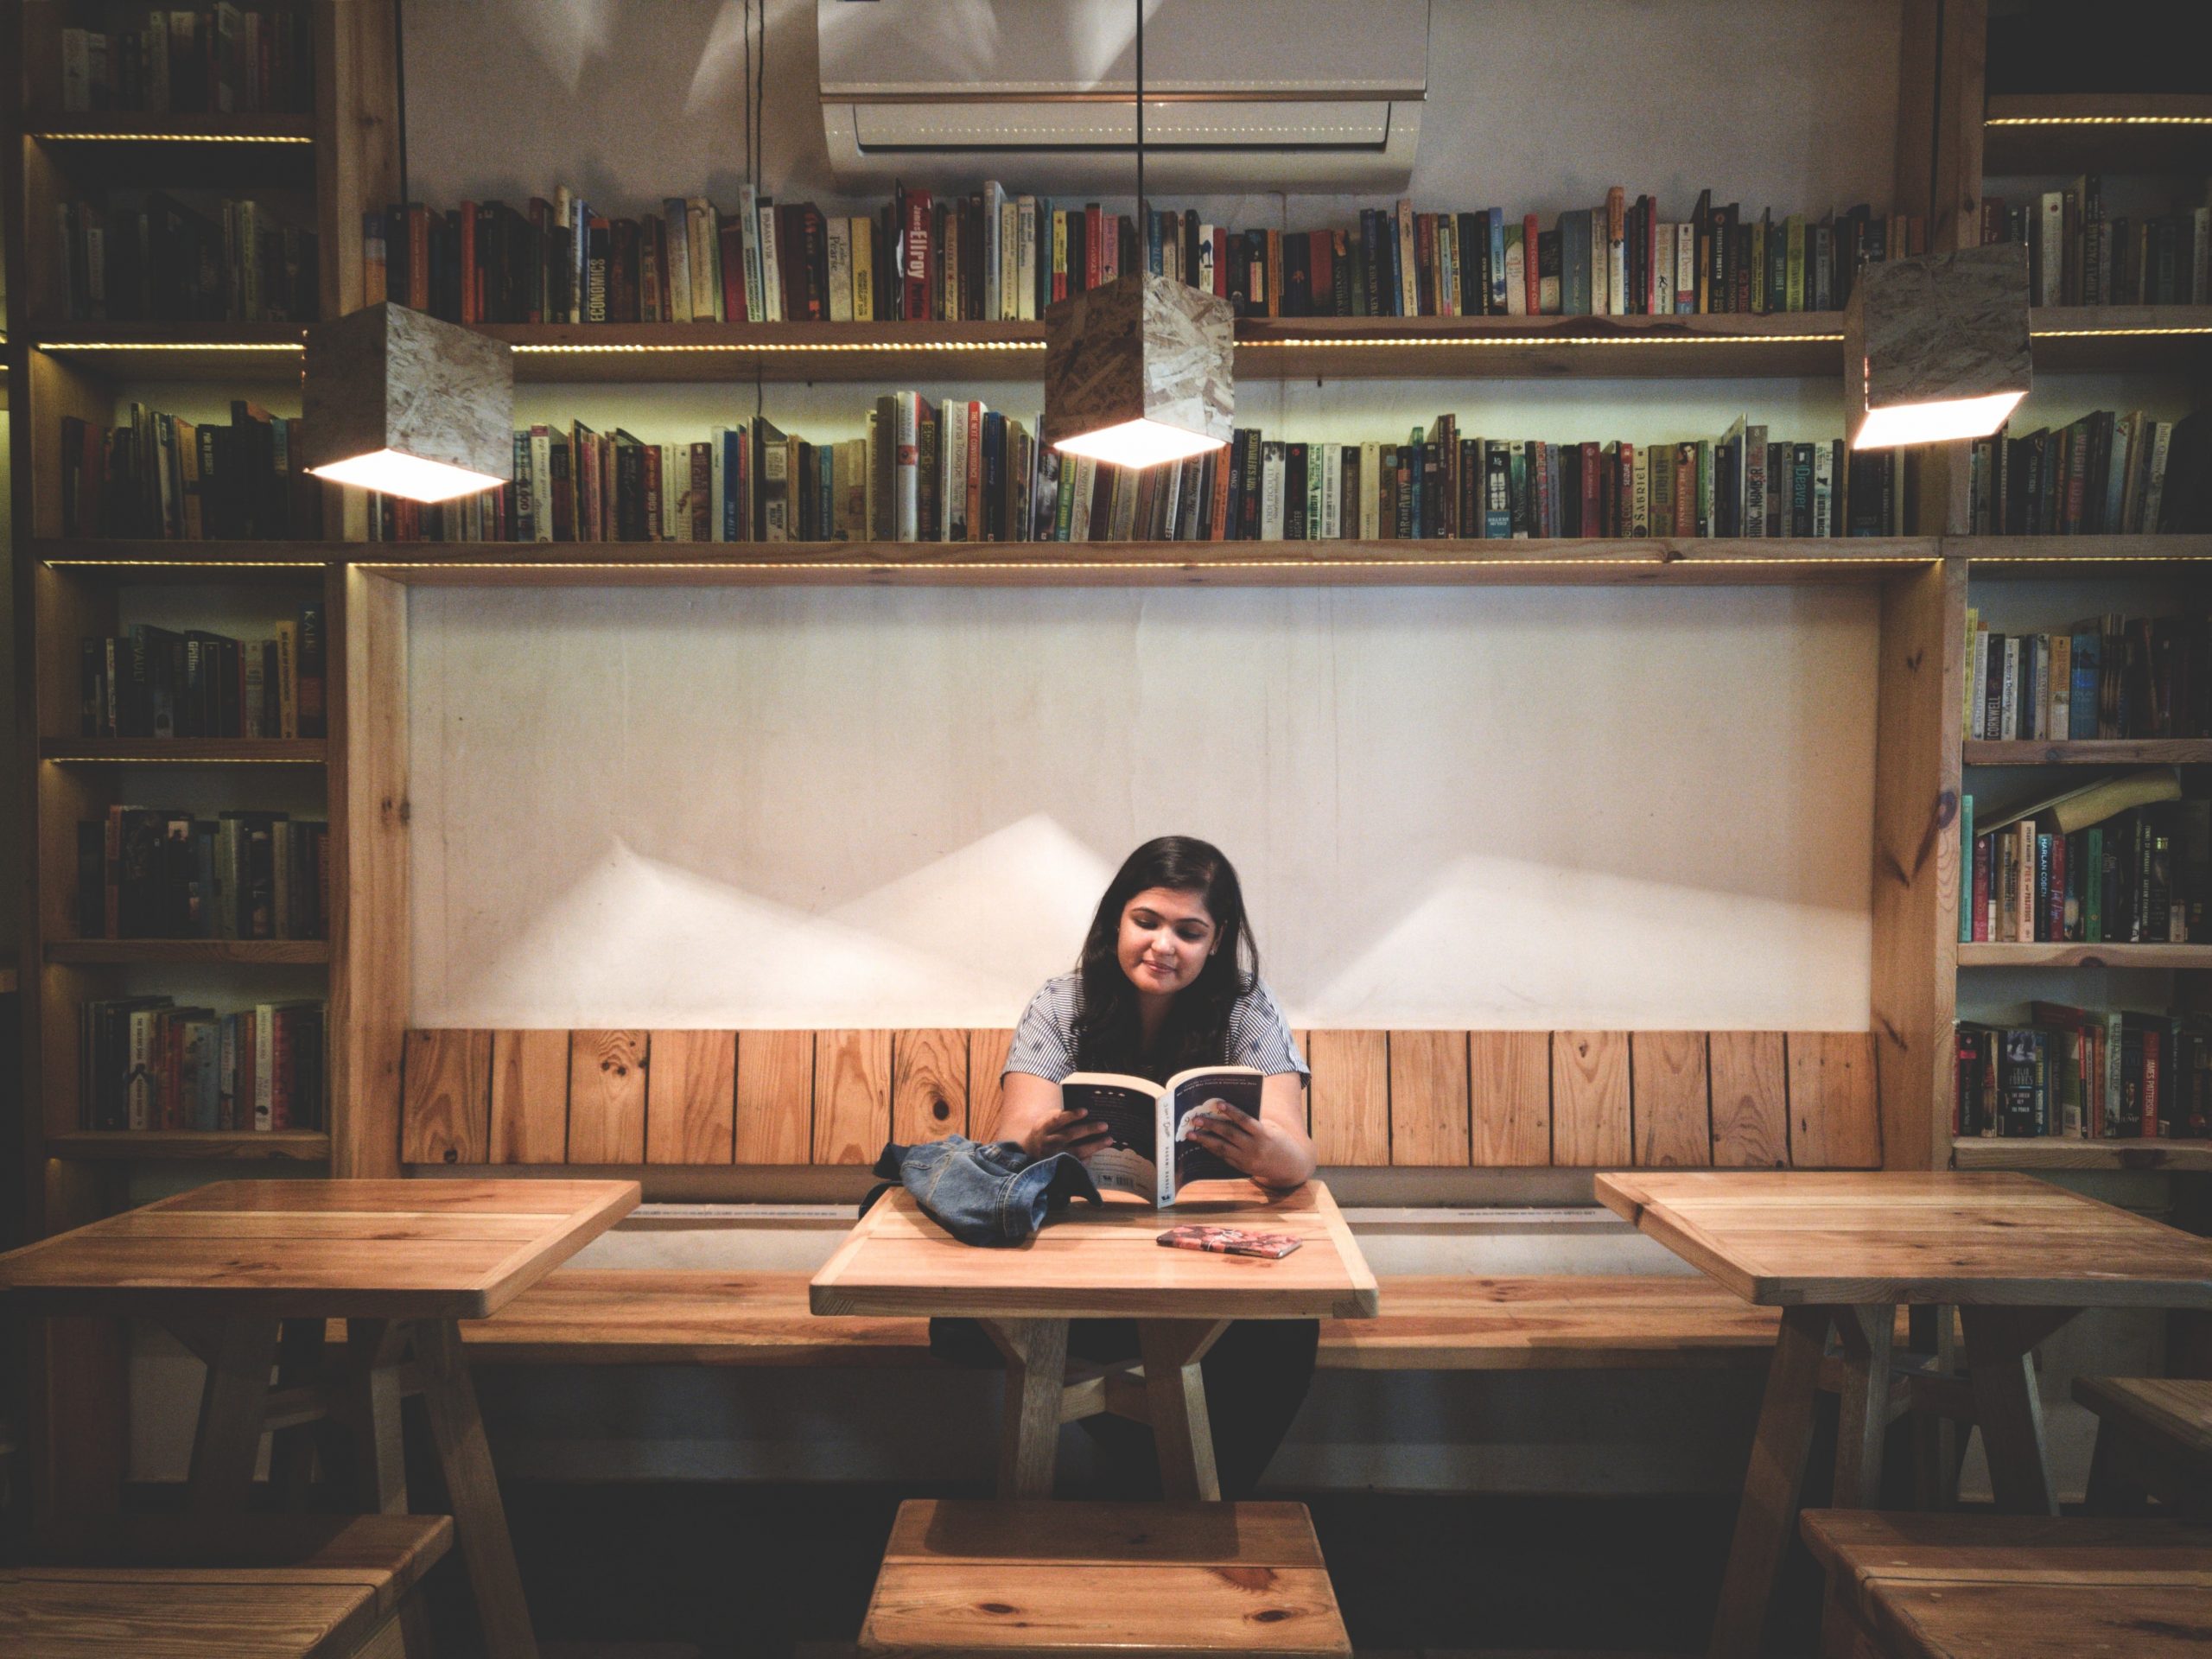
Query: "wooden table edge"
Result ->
[[467, 1178, 642, 1317]]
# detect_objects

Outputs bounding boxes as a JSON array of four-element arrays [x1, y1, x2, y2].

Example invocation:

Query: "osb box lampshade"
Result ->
[[1042, 272, 1235, 470], [303, 302, 514, 501], [1844, 242, 2031, 450]]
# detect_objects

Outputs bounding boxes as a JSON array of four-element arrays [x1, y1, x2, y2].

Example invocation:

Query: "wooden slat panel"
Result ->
[[1709, 1032, 1790, 1168], [966, 1029, 1015, 1143], [567, 1030, 649, 1164], [1388, 1031, 1471, 1166], [1553, 1031, 1631, 1166], [1306, 1030, 1389, 1166], [644, 1031, 737, 1166], [814, 1030, 893, 1166], [487, 1030, 569, 1165], [734, 1031, 814, 1164], [892, 1029, 968, 1144], [1789, 1031, 1884, 1168], [1632, 1032, 1712, 1168], [1470, 1031, 1550, 1166], [399, 1030, 490, 1166]]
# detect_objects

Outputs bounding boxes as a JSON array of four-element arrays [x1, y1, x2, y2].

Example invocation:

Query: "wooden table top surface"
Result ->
[[1596, 1170, 2212, 1308], [0, 1179, 639, 1320], [810, 1179, 1380, 1321]]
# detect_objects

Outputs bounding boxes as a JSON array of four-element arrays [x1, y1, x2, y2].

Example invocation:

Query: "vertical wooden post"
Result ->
[[1868, 561, 1965, 1170]]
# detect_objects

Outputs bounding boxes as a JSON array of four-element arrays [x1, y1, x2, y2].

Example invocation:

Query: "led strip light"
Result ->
[[31, 129, 311, 143], [41, 751, 323, 764], [1986, 115, 2212, 126]]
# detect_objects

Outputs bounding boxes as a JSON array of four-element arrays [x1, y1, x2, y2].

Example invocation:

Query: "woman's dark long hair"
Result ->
[[1071, 836, 1259, 1078]]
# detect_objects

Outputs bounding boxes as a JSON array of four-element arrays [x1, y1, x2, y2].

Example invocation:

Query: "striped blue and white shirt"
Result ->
[[1004, 973, 1307, 1084]]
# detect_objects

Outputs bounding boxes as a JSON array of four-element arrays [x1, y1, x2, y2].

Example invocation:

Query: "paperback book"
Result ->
[[1059, 1065, 1264, 1206]]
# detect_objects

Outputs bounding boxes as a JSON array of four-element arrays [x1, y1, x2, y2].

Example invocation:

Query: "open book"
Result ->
[[1060, 1065, 1263, 1206]]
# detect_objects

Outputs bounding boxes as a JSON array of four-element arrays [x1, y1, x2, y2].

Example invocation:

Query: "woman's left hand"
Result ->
[[1185, 1109, 1312, 1190]]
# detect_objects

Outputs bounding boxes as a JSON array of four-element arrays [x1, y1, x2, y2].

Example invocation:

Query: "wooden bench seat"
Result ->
[[2077, 1374, 2212, 1515], [437, 1268, 1826, 1370], [4, 1513, 452, 1659], [860, 1497, 1350, 1657], [1800, 1508, 2212, 1659]]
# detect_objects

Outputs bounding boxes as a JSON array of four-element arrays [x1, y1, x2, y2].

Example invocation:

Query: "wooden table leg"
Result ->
[[1961, 1305, 2076, 1516], [186, 1316, 281, 1513], [345, 1318, 411, 1515], [1138, 1319, 1230, 1503], [980, 1317, 1071, 1499], [1707, 1303, 1833, 1659], [415, 1316, 540, 1659], [265, 1318, 329, 1508], [1830, 1303, 1896, 1509]]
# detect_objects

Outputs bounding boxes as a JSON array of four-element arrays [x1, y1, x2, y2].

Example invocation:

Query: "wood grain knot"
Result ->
[[442, 1147, 457, 1164], [931, 1097, 950, 1121], [977, 1603, 1017, 1617]]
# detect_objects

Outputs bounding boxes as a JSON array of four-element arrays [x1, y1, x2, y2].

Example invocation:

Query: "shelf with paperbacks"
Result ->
[[1983, 92, 2212, 175], [1956, 942, 2212, 969], [44, 939, 329, 965], [39, 739, 327, 764], [33, 535, 2212, 587], [42, 1130, 331, 1162], [1962, 740, 2212, 765], [1952, 1135, 2212, 1171], [22, 305, 2212, 382]]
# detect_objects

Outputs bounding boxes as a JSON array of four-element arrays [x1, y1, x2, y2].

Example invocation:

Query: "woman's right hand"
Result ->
[[1023, 1107, 1113, 1161]]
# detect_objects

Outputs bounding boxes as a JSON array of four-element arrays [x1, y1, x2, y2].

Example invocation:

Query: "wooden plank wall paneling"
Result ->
[[1553, 1031, 1632, 1166], [734, 1030, 814, 1164], [1709, 1031, 1790, 1167], [645, 1030, 737, 1165], [399, 1028, 491, 1165], [966, 1029, 1015, 1142], [568, 1029, 649, 1163], [814, 1030, 893, 1166], [488, 1029, 569, 1164], [397, 1027, 1882, 1172], [1631, 1032, 1713, 1169], [893, 1029, 968, 1144], [1306, 1030, 1389, 1166]]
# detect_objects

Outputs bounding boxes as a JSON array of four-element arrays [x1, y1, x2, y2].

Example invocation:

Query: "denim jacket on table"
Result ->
[[867, 1134, 1102, 1247]]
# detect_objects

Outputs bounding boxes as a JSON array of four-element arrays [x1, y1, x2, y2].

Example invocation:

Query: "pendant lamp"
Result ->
[[1844, 243, 2031, 450], [302, 301, 515, 502], [1040, 0, 1233, 471]]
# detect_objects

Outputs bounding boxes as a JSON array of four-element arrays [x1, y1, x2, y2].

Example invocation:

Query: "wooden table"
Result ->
[[810, 1179, 1378, 1500], [1595, 1169, 2212, 1659], [0, 1178, 639, 1659]]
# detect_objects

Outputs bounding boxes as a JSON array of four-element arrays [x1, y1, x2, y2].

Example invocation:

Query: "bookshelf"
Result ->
[[1983, 92, 2212, 175]]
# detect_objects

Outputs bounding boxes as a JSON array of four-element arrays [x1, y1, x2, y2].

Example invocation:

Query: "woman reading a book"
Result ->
[[935, 835, 1319, 1497]]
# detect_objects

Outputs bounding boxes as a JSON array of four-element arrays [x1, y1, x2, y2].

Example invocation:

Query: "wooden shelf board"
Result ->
[[1985, 93, 2212, 175], [1963, 739, 2212, 765], [25, 113, 315, 143], [38, 543, 333, 582], [1952, 1135, 2212, 1172], [44, 1130, 331, 1162], [28, 321, 308, 382], [40, 739, 327, 764], [2030, 305, 2212, 372], [45, 939, 330, 965], [1957, 942, 2212, 969], [1962, 534, 2212, 569]]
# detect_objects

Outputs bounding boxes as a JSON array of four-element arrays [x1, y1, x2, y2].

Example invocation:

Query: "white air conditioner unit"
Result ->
[[817, 0, 1427, 192]]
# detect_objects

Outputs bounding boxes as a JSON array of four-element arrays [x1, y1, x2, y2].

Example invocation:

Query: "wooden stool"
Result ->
[[860, 1498, 1351, 1656], [1800, 1509, 2212, 1658], [2077, 1374, 2212, 1516], [3, 1512, 452, 1659]]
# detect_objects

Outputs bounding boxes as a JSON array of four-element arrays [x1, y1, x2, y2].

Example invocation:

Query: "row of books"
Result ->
[[55, 190, 318, 322], [60, 403, 322, 540], [1965, 615, 2212, 742], [57, 8, 309, 114], [74, 810, 327, 942], [78, 610, 326, 740], [1958, 775, 2205, 944], [1983, 181, 2212, 308], [1966, 411, 2209, 537], [361, 182, 1927, 327], [1956, 1007, 2211, 1139], [79, 997, 324, 1133], [359, 404, 1909, 545]]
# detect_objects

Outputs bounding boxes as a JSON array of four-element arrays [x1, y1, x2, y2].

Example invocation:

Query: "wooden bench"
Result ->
[[859, 1497, 1350, 1657], [2077, 1374, 2212, 1516], [1799, 1508, 2212, 1659], [441, 1268, 1835, 1370], [4, 1513, 452, 1659]]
